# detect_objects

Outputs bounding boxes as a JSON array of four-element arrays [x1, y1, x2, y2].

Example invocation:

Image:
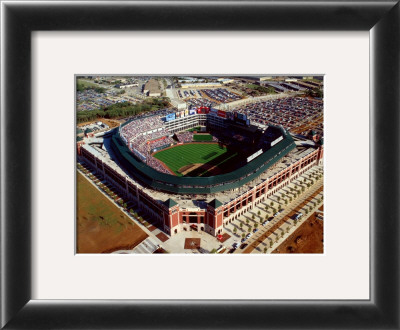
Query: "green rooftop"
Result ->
[[164, 198, 178, 208], [111, 126, 296, 194], [209, 199, 223, 209]]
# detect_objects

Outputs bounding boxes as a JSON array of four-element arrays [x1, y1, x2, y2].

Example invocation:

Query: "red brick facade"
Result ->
[[80, 144, 323, 238]]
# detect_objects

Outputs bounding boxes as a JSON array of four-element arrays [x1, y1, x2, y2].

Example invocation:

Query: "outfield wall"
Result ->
[[110, 128, 297, 194]]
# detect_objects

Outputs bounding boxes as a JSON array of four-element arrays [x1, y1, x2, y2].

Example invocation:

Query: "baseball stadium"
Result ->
[[78, 97, 323, 238]]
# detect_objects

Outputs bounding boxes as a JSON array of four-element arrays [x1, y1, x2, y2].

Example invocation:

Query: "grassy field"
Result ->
[[76, 172, 147, 253], [193, 134, 213, 142], [77, 79, 101, 88], [153, 143, 238, 177]]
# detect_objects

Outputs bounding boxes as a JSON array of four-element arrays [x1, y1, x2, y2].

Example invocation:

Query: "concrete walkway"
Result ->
[[226, 165, 323, 254]]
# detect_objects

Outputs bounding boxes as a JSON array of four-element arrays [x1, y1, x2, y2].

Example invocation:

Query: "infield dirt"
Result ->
[[178, 163, 222, 176]]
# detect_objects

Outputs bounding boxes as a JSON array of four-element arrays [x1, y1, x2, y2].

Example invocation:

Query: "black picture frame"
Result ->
[[2, 1, 399, 329]]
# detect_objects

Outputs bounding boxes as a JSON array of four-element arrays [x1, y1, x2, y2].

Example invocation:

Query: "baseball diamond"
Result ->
[[153, 143, 239, 177]]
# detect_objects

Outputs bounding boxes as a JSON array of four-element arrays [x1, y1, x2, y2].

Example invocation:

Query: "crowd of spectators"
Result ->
[[176, 131, 193, 143], [120, 114, 178, 173], [145, 157, 171, 174], [118, 96, 323, 175], [150, 136, 174, 149], [121, 114, 167, 142]]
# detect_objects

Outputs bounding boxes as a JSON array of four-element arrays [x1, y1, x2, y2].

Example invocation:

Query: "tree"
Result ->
[[254, 223, 258, 229], [286, 227, 289, 233], [284, 200, 288, 205], [257, 210, 261, 216], [281, 231, 284, 238], [277, 196, 281, 202], [263, 247, 268, 253], [123, 203, 127, 209], [233, 227, 237, 234], [270, 202, 274, 207], [246, 218, 250, 225], [251, 214, 255, 221], [270, 241, 273, 248], [240, 222, 243, 229], [248, 227, 252, 233], [242, 233, 245, 239]]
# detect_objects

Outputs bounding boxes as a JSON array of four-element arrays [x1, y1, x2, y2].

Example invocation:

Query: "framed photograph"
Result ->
[[75, 73, 324, 255], [2, 1, 399, 329]]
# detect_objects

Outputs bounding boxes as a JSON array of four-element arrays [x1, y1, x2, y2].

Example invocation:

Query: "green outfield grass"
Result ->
[[193, 134, 213, 142], [153, 143, 238, 177]]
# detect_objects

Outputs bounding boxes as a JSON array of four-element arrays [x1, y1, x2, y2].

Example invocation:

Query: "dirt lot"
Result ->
[[272, 212, 324, 254], [77, 172, 148, 253]]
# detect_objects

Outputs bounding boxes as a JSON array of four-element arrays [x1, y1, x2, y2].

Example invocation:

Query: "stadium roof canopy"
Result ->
[[111, 126, 296, 195]]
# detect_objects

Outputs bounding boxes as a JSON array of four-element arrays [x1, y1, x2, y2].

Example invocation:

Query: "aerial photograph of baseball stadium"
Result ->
[[76, 75, 324, 254]]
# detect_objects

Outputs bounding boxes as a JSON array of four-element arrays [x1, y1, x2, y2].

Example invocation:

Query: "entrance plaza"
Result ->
[[161, 165, 323, 254], [79, 158, 323, 254], [162, 230, 222, 254]]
